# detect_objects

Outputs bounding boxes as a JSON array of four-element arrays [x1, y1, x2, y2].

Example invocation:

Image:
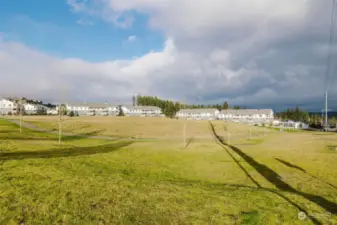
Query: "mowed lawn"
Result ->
[[0, 117, 337, 224]]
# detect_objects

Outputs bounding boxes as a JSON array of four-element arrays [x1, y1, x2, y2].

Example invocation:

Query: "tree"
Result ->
[[58, 104, 67, 116], [118, 106, 125, 116], [36, 107, 47, 115], [330, 116, 337, 128], [223, 102, 229, 110], [69, 110, 75, 117]]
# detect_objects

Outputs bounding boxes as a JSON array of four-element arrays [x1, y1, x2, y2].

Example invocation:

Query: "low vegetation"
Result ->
[[0, 117, 336, 224]]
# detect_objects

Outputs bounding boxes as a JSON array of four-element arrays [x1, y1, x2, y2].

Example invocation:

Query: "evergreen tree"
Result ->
[[223, 102, 229, 109]]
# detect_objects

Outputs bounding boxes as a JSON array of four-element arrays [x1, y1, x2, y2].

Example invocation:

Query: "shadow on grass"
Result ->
[[209, 122, 337, 225], [275, 158, 337, 190], [0, 141, 133, 161], [326, 145, 337, 151], [185, 137, 194, 149], [0, 128, 114, 142]]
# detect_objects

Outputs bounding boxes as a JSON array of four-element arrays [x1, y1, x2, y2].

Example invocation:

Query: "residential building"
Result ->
[[0, 98, 19, 115], [23, 103, 48, 115], [65, 103, 90, 116], [87, 103, 109, 116], [47, 107, 58, 115], [64, 103, 119, 116], [275, 120, 309, 130], [176, 108, 220, 120], [218, 109, 274, 124], [122, 105, 163, 117]]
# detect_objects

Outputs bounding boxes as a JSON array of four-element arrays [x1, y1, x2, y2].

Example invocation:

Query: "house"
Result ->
[[23, 103, 48, 115], [121, 106, 163, 117], [64, 103, 119, 116], [218, 109, 274, 124], [64, 103, 90, 116], [86, 103, 110, 116], [176, 108, 220, 120], [47, 107, 58, 115], [0, 98, 19, 115], [278, 120, 309, 130]]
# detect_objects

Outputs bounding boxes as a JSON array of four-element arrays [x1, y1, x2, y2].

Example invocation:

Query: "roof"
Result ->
[[178, 108, 219, 113], [66, 102, 117, 108], [123, 105, 162, 110], [220, 109, 273, 115]]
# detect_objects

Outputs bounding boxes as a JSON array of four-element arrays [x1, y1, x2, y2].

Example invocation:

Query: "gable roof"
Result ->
[[66, 102, 118, 109]]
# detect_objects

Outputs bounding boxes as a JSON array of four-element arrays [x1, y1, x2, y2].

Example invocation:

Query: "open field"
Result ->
[[0, 116, 337, 224]]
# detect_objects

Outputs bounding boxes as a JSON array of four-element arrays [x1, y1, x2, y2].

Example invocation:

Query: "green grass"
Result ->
[[0, 118, 337, 224]]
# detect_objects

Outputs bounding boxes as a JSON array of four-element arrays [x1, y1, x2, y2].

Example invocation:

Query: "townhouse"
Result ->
[[218, 109, 274, 124], [121, 105, 163, 117], [176, 108, 220, 120], [0, 98, 19, 115]]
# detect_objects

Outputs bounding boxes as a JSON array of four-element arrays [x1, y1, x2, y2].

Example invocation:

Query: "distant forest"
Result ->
[[276, 106, 337, 128], [136, 95, 242, 118]]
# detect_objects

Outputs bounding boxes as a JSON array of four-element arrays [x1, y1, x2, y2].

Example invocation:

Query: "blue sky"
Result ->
[[0, 0, 164, 61]]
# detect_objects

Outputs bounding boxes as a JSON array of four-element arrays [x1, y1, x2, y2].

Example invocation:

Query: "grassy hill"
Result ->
[[0, 117, 336, 224]]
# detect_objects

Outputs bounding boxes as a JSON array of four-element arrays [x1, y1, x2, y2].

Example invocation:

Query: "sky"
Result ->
[[0, 0, 337, 111]]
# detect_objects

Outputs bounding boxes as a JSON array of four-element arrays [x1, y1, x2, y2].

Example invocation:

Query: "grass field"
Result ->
[[0, 116, 337, 224]]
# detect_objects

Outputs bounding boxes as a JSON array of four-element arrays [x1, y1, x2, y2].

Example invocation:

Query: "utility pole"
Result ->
[[183, 96, 187, 148], [58, 104, 62, 145], [183, 119, 186, 147], [20, 97, 22, 134], [325, 90, 328, 131], [249, 123, 252, 140]]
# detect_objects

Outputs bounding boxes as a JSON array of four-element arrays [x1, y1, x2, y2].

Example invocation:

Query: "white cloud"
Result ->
[[127, 35, 137, 42], [2, 0, 337, 109]]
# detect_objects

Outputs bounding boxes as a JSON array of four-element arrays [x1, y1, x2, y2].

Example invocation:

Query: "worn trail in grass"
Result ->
[[0, 118, 336, 224]]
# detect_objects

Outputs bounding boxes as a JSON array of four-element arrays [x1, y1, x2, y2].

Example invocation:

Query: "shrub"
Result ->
[[69, 111, 75, 117]]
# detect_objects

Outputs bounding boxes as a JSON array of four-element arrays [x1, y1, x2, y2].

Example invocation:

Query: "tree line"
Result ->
[[136, 95, 244, 118], [276, 106, 337, 128]]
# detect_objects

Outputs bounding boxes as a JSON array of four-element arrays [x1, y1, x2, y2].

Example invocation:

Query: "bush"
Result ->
[[69, 111, 75, 117]]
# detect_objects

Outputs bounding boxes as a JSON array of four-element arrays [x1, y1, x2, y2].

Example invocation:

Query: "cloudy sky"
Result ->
[[1, 0, 337, 111]]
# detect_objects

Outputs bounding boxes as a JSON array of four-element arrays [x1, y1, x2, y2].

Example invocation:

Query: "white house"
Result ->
[[47, 107, 58, 115], [87, 103, 110, 116], [107, 105, 119, 116], [176, 108, 220, 120], [64, 103, 90, 116], [121, 106, 163, 117], [64, 103, 119, 116], [0, 98, 19, 115], [277, 120, 309, 130], [23, 103, 47, 115], [218, 109, 274, 124]]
